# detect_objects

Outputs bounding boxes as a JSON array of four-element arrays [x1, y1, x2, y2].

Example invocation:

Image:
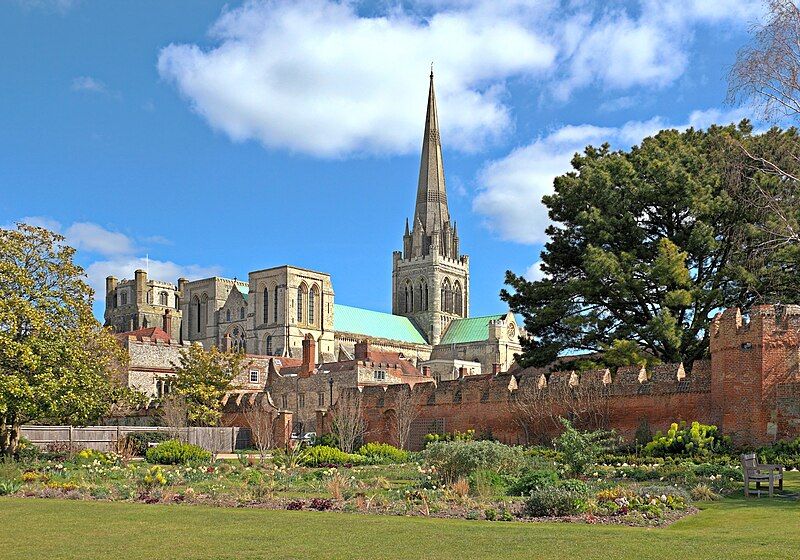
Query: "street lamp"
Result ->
[[328, 375, 334, 406]]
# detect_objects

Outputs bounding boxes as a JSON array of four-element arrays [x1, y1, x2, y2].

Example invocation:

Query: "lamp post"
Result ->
[[328, 375, 334, 406]]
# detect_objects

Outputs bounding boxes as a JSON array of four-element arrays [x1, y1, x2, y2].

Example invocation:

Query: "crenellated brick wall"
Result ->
[[357, 305, 800, 449]]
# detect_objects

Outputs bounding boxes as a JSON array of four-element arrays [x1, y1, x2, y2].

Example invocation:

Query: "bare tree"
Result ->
[[243, 403, 275, 460], [508, 371, 611, 444], [729, 1, 800, 121], [330, 388, 366, 453], [160, 393, 188, 440], [727, 0, 800, 247], [392, 386, 421, 450]]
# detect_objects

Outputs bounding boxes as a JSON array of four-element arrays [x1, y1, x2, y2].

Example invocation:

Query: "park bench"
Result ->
[[741, 453, 783, 498]]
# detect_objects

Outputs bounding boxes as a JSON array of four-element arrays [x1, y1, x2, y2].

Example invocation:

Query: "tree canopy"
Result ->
[[0, 223, 129, 455], [502, 123, 800, 369], [170, 344, 244, 426]]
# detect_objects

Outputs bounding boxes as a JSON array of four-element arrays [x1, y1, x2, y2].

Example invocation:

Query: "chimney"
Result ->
[[492, 363, 501, 375], [300, 334, 316, 378], [354, 339, 370, 361], [223, 333, 232, 352], [163, 309, 172, 337], [105, 276, 118, 310], [422, 366, 431, 377]]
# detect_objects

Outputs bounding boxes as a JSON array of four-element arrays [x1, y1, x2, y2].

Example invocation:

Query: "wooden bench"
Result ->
[[741, 453, 784, 498]]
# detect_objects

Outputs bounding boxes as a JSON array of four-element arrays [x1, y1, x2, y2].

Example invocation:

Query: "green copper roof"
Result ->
[[440, 315, 505, 345], [236, 285, 249, 302], [333, 304, 427, 344]]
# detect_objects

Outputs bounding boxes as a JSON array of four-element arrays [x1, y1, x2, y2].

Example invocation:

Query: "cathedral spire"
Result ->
[[414, 70, 450, 234]]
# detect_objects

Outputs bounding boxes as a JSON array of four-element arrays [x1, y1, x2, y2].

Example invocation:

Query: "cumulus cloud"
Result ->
[[4, 217, 220, 303], [157, 0, 760, 157], [71, 76, 109, 94], [473, 107, 752, 246], [157, 0, 556, 157]]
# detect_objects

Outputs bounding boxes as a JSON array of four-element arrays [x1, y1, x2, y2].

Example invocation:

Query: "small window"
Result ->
[[299, 393, 305, 407], [741, 342, 753, 351], [318, 392, 325, 406], [480, 390, 489, 403], [281, 394, 288, 409], [240, 307, 245, 320], [453, 389, 462, 404], [249, 370, 259, 383], [265, 335, 273, 355], [160, 292, 168, 306], [226, 309, 231, 322], [121, 292, 128, 305], [373, 370, 386, 381]]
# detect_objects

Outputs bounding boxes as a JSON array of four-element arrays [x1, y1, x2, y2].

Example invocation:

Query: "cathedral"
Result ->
[[104, 72, 522, 382]]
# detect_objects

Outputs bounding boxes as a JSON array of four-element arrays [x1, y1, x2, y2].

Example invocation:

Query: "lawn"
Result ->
[[1, 473, 798, 560]]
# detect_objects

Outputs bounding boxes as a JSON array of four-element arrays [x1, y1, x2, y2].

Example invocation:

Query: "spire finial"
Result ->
[[430, 61, 434, 79]]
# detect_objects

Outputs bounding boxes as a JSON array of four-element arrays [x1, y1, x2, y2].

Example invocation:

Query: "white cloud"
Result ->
[[524, 260, 546, 281], [4, 217, 220, 304], [157, 0, 761, 158], [473, 107, 751, 245], [71, 76, 109, 94], [64, 222, 137, 257], [157, 0, 555, 157]]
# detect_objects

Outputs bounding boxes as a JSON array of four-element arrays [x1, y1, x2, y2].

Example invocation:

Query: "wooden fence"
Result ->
[[21, 425, 251, 453]]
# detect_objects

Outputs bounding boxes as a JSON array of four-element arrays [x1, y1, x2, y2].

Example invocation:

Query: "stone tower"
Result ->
[[392, 71, 469, 344]]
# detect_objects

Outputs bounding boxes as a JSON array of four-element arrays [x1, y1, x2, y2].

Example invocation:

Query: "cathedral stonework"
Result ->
[[393, 71, 469, 345], [104, 72, 522, 383]]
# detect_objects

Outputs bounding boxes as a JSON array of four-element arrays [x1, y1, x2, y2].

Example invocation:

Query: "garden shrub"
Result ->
[[0, 480, 22, 496], [467, 469, 507, 497], [145, 440, 211, 465], [358, 443, 409, 464], [422, 440, 525, 483], [553, 418, 617, 475], [644, 421, 729, 457], [523, 482, 591, 517], [126, 431, 172, 456], [424, 429, 476, 444], [14, 437, 41, 462], [758, 437, 800, 470], [507, 468, 559, 496], [300, 445, 363, 467]]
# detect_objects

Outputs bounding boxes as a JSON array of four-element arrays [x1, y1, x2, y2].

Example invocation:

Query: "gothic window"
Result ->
[[308, 286, 317, 325], [424, 283, 429, 310], [416, 282, 423, 311], [121, 292, 128, 305], [453, 389, 462, 404], [175, 295, 180, 310], [318, 392, 325, 406], [409, 282, 414, 312], [226, 309, 231, 322], [192, 295, 200, 333], [146, 291, 153, 304], [200, 294, 209, 332], [404, 285, 410, 313], [299, 393, 305, 408], [265, 335, 273, 355], [454, 282, 463, 317], [263, 287, 269, 324], [281, 394, 288, 409], [441, 279, 452, 313], [160, 292, 168, 306], [297, 284, 307, 323], [274, 286, 279, 322], [240, 307, 245, 320]]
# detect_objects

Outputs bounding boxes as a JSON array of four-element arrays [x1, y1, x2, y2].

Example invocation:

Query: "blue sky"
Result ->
[[0, 0, 765, 319]]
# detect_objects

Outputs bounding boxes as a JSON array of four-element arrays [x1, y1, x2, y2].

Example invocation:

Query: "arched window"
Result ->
[[416, 282, 423, 312], [226, 309, 231, 322], [404, 285, 410, 313], [274, 286, 279, 322], [175, 295, 180, 310], [441, 279, 452, 313], [160, 292, 168, 306], [121, 292, 128, 305], [297, 284, 306, 323], [308, 286, 317, 325], [424, 282, 429, 310], [192, 295, 200, 332], [454, 281, 463, 317], [240, 307, 245, 320], [263, 287, 269, 324], [200, 294, 209, 331], [265, 335, 273, 355]]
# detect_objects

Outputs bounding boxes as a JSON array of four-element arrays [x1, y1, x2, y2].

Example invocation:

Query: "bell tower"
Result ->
[[392, 70, 469, 345]]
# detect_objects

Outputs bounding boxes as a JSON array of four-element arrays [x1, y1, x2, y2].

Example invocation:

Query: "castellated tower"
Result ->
[[392, 71, 469, 345]]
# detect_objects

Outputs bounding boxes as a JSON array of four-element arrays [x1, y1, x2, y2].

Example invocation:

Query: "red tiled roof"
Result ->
[[116, 327, 172, 343]]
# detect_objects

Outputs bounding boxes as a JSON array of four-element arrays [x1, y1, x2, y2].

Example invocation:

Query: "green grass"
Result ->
[[2, 475, 798, 560]]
